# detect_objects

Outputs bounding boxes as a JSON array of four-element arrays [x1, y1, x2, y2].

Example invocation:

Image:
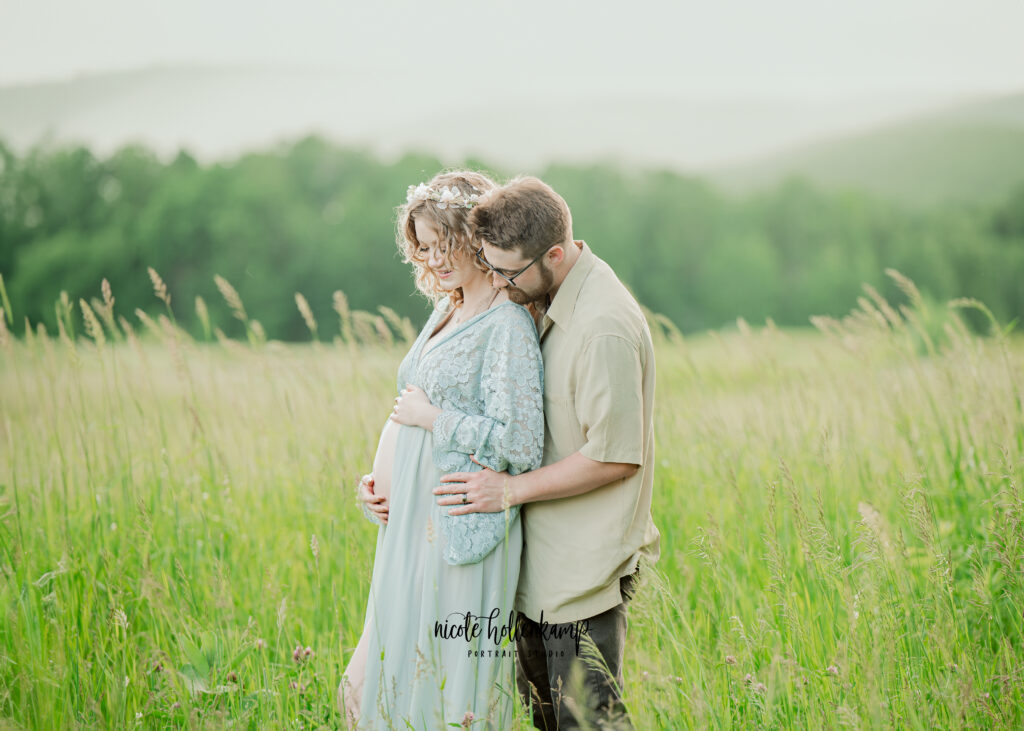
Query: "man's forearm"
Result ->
[[510, 451, 638, 506]]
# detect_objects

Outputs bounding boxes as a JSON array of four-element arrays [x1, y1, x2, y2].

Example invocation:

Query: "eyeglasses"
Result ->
[[474, 245, 554, 286]]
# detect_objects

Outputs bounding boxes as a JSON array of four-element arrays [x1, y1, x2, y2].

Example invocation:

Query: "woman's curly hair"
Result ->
[[396, 170, 497, 308]]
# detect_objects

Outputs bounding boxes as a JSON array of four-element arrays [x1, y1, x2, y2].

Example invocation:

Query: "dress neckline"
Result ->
[[417, 300, 517, 366]]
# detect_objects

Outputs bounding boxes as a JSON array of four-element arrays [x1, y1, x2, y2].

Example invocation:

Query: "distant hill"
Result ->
[[0, 65, 972, 173], [709, 93, 1024, 206]]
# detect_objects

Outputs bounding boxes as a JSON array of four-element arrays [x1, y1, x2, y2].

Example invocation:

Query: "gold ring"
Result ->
[[462, 493, 468, 504]]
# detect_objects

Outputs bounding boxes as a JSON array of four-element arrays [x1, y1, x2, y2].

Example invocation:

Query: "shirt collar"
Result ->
[[542, 240, 595, 335]]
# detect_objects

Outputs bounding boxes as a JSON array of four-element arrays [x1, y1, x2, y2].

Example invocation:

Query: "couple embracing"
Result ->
[[339, 171, 661, 730]]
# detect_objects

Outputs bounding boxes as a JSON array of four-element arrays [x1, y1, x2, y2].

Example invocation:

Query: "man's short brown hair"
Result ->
[[470, 176, 573, 260]]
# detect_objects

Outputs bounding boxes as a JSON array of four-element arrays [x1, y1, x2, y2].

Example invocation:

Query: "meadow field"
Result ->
[[0, 271, 1022, 729]]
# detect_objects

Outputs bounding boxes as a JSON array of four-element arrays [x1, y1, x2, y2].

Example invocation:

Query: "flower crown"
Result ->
[[406, 182, 484, 210]]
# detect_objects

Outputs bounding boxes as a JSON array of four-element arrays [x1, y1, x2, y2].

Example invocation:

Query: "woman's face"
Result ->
[[414, 217, 485, 291]]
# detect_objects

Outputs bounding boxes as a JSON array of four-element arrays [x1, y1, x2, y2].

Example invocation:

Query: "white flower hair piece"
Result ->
[[406, 182, 483, 210]]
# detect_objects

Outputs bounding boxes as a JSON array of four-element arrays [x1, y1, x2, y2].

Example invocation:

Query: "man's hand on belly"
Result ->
[[434, 456, 513, 515]]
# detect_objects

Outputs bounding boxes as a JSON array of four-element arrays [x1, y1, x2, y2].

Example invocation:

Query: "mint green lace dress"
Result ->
[[357, 300, 544, 730]]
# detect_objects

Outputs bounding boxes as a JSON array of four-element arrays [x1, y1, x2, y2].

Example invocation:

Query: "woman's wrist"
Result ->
[[421, 405, 442, 431]]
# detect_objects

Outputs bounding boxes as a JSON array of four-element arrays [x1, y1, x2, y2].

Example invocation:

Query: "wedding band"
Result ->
[[462, 493, 468, 504]]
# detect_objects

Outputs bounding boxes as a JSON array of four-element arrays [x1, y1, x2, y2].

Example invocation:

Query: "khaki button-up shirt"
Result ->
[[516, 240, 661, 624]]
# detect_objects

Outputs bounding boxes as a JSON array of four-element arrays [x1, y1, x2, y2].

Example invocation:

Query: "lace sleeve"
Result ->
[[431, 308, 544, 476]]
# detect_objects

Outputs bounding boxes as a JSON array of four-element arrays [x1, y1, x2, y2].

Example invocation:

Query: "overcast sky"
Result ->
[[3, 0, 1024, 98]]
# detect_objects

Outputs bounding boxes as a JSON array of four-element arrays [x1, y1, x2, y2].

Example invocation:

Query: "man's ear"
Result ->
[[547, 244, 567, 266]]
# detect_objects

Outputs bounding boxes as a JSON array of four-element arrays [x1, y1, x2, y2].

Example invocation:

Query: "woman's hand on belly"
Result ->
[[357, 473, 389, 524], [390, 384, 441, 431]]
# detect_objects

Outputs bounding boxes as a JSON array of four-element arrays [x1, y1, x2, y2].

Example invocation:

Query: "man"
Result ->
[[432, 176, 661, 729]]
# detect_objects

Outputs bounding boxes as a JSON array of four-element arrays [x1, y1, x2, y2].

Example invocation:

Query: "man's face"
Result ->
[[479, 242, 555, 305]]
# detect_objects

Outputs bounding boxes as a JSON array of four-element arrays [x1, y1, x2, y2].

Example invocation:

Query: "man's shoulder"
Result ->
[[573, 256, 651, 346]]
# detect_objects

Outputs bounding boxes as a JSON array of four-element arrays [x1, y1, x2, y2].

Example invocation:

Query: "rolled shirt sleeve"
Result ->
[[574, 334, 644, 465]]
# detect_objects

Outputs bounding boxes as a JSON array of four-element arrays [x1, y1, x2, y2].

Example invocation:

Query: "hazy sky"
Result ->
[[3, 0, 1024, 97]]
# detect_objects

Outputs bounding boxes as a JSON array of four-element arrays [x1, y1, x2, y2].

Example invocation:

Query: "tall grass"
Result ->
[[0, 270, 1022, 729]]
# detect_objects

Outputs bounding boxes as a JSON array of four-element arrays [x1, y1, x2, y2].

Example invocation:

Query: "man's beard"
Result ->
[[506, 263, 554, 305]]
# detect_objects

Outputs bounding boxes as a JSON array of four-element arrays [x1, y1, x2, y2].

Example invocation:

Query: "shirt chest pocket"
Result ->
[[543, 392, 583, 459]]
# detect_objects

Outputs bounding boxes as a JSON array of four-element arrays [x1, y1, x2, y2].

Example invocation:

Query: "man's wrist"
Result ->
[[507, 474, 527, 507]]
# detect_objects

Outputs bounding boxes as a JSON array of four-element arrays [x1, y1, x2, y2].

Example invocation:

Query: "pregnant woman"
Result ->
[[339, 171, 544, 729]]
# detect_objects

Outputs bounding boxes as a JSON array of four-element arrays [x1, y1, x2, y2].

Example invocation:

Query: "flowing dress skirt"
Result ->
[[357, 419, 522, 730]]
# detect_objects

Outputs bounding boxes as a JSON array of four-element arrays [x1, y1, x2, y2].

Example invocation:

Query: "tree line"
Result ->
[[1, 135, 1022, 341]]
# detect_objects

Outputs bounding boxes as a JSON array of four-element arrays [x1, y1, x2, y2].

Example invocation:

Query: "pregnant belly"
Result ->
[[370, 416, 400, 502]]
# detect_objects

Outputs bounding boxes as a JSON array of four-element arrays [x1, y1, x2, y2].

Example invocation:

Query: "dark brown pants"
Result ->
[[514, 568, 640, 730]]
